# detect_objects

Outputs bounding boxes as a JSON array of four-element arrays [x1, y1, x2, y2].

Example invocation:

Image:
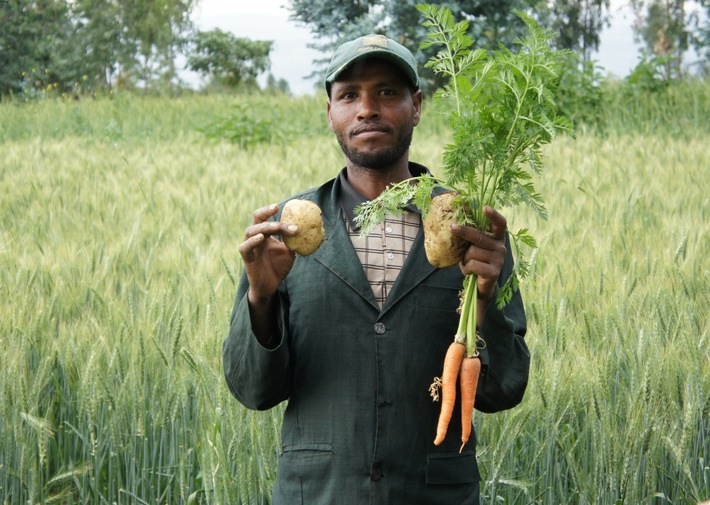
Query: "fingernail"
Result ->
[[269, 203, 278, 210], [287, 225, 298, 232]]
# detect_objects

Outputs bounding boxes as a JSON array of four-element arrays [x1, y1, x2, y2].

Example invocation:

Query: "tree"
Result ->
[[68, 0, 124, 89], [186, 29, 273, 88], [266, 74, 292, 95], [70, 0, 197, 90], [548, 0, 611, 60], [288, 0, 579, 92], [120, 0, 196, 87], [630, 0, 697, 79], [0, 0, 75, 96], [0, 0, 197, 97], [690, 0, 708, 73], [459, 0, 550, 49]]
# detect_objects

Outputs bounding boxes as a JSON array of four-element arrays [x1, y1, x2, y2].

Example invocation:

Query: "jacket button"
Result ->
[[374, 322, 386, 335], [371, 467, 382, 481]]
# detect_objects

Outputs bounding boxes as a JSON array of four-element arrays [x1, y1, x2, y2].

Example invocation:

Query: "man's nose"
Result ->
[[356, 94, 380, 120]]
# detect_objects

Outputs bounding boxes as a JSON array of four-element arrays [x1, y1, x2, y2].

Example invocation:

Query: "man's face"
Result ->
[[327, 58, 422, 170]]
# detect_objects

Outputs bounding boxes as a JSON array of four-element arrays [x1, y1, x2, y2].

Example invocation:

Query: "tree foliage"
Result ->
[[0, 0, 198, 96], [548, 0, 611, 60], [0, 0, 74, 95], [186, 29, 273, 88], [695, 0, 710, 72], [289, 0, 617, 91], [120, 0, 197, 85], [630, 0, 697, 79]]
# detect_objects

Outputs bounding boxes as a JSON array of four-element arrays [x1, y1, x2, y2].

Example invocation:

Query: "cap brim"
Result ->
[[325, 51, 419, 89]]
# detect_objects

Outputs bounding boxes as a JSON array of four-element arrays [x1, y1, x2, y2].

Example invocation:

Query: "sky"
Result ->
[[191, 0, 644, 95]]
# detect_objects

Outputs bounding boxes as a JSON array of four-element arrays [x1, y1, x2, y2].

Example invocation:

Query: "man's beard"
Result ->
[[336, 121, 414, 170]]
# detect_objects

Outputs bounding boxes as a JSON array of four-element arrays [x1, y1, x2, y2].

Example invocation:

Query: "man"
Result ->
[[223, 34, 530, 505]]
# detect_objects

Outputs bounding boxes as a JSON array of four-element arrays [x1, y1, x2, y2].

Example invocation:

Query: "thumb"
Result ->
[[483, 206, 507, 240]]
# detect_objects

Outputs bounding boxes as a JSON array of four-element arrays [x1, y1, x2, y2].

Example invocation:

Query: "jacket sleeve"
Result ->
[[222, 271, 291, 411], [474, 234, 531, 413]]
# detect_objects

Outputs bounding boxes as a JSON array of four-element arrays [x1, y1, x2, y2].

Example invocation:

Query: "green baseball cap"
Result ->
[[324, 34, 419, 91]]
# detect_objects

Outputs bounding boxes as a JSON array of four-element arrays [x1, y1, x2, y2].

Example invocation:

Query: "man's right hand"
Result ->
[[238, 204, 298, 310]]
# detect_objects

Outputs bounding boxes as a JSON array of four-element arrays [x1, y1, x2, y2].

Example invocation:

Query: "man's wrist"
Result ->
[[248, 289, 273, 310]]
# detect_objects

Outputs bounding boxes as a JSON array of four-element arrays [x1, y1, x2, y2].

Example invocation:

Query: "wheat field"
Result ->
[[0, 94, 708, 504]]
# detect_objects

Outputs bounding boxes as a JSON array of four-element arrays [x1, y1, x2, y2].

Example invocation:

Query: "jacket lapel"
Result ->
[[381, 229, 437, 314], [312, 180, 380, 311]]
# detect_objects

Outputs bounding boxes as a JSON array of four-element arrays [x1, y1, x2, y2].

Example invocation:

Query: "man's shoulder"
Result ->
[[273, 179, 338, 224], [280, 178, 337, 206]]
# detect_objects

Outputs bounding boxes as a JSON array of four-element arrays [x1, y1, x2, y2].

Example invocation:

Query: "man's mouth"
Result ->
[[351, 124, 391, 137]]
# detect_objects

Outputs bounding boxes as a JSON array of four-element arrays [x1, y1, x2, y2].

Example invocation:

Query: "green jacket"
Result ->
[[223, 171, 530, 505]]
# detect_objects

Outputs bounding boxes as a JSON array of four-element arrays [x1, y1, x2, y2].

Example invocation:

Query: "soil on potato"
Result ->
[[423, 192, 468, 268]]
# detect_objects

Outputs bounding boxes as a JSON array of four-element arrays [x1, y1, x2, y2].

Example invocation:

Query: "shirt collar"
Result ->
[[338, 162, 430, 230]]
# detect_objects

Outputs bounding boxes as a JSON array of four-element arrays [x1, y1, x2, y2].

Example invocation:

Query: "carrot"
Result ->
[[433, 341, 466, 446], [458, 355, 481, 452]]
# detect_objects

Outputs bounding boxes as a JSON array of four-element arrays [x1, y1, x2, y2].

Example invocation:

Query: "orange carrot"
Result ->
[[458, 356, 481, 452], [433, 341, 466, 446]]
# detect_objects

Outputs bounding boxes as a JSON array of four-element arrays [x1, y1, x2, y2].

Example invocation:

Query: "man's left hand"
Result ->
[[450, 206, 507, 304]]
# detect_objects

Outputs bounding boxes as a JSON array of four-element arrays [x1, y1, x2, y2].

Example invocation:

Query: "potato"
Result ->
[[422, 192, 468, 268], [281, 199, 325, 256]]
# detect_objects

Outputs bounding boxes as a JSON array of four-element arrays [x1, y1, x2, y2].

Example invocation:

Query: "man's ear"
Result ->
[[412, 89, 423, 127], [326, 100, 335, 131]]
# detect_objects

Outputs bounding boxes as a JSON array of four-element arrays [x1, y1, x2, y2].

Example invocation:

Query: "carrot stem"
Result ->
[[456, 274, 479, 358]]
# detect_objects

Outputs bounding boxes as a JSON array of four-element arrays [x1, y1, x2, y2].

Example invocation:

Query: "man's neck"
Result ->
[[345, 161, 413, 200]]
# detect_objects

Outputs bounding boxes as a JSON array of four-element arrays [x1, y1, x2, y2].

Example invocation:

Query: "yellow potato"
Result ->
[[423, 192, 468, 268], [281, 199, 325, 256]]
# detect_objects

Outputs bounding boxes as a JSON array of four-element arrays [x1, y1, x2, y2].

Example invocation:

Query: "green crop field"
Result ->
[[1, 92, 708, 504]]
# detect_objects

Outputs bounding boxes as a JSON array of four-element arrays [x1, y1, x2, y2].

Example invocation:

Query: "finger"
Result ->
[[238, 233, 266, 263], [460, 243, 506, 284], [252, 203, 279, 225], [483, 206, 507, 240], [450, 223, 482, 245], [460, 250, 503, 300], [461, 238, 506, 267], [451, 223, 494, 250], [244, 221, 298, 241], [460, 257, 493, 276]]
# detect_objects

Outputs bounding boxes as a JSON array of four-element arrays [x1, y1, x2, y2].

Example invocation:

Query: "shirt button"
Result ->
[[387, 252, 395, 260], [374, 322, 386, 335], [385, 226, 393, 233], [371, 467, 383, 481]]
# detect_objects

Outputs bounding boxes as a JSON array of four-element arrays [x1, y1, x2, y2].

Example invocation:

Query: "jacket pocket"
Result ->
[[415, 282, 461, 313], [274, 443, 334, 505], [281, 442, 333, 459], [426, 451, 480, 485]]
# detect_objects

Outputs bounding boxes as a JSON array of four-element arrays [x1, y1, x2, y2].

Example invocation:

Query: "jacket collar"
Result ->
[[337, 162, 430, 231]]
